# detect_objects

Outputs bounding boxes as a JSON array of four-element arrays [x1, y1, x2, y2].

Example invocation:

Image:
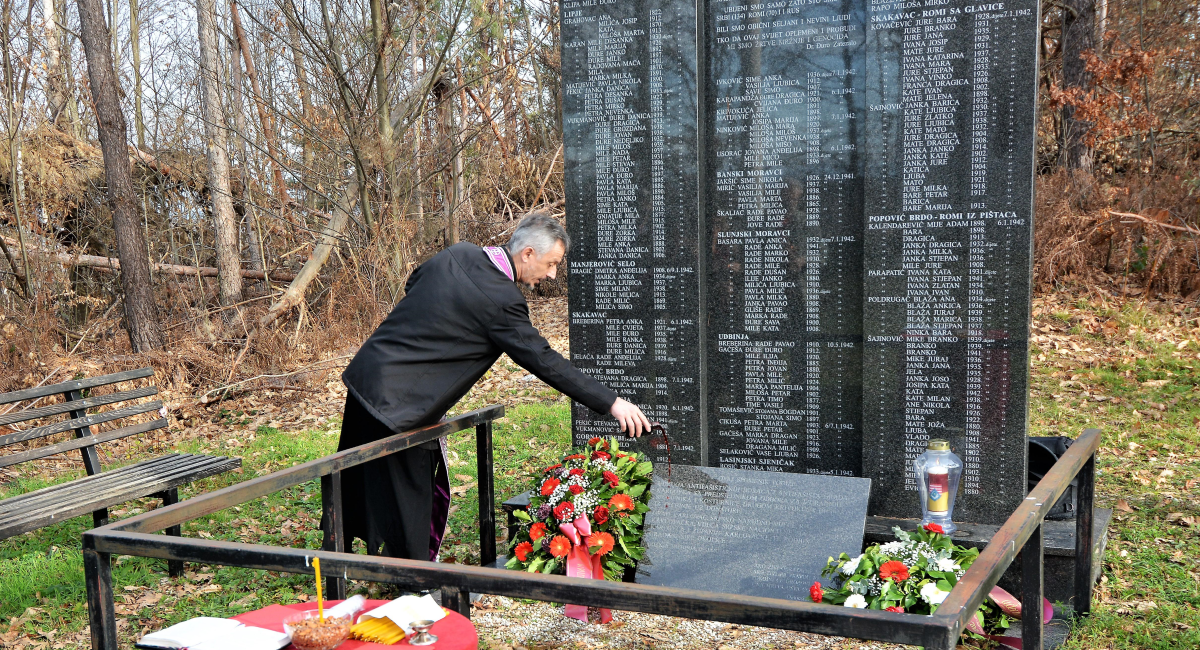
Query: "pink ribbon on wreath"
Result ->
[[558, 515, 613, 624]]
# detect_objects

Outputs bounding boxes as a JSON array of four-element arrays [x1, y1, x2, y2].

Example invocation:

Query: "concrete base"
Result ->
[[864, 508, 1111, 609]]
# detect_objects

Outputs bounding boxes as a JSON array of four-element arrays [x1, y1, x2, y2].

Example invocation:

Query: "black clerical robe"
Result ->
[[337, 242, 618, 560]]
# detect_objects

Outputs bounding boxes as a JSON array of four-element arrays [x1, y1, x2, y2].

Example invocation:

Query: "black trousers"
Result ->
[[329, 394, 446, 560]]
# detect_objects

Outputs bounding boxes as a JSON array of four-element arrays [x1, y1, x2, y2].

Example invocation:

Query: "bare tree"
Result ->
[[75, 0, 163, 350], [1061, 0, 1096, 171], [197, 0, 243, 308]]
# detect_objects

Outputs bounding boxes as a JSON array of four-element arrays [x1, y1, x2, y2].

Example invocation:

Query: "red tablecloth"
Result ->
[[232, 599, 478, 650]]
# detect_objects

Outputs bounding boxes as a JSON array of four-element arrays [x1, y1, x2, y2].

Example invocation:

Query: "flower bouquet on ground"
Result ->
[[810, 523, 1051, 648], [506, 436, 653, 621]]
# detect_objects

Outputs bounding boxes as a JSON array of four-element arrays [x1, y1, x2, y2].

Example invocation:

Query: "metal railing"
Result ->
[[82, 408, 1100, 650]]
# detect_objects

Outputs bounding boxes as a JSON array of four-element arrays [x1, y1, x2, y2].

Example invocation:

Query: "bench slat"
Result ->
[[0, 455, 240, 540], [0, 418, 167, 469], [0, 454, 207, 516], [0, 454, 231, 518], [0, 401, 163, 449], [0, 386, 160, 427], [0, 368, 155, 406]]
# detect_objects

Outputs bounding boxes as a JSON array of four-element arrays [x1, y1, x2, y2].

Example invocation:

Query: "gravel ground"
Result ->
[[472, 596, 909, 650]]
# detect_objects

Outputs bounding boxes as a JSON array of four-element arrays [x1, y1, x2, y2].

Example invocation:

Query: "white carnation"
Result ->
[[936, 558, 960, 572], [841, 554, 863, 575], [843, 594, 868, 609], [920, 582, 950, 605]]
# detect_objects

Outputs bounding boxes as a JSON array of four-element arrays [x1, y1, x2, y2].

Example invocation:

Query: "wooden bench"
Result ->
[[0, 367, 240, 574]]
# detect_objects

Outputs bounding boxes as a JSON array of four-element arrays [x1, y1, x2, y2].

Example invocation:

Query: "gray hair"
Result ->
[[506, 212, 570, 256]]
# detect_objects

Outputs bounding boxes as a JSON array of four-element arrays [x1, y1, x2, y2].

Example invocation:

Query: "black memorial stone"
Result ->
[[563, 0, 1038, 526], [703, 0, 866, 476], [860, 0, 1039, 524], [637, 465, 871, 599], [562, 0, 703, 466]]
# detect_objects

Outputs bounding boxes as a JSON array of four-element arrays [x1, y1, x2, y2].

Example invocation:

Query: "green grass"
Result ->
[[2, 298, 1198, 648]]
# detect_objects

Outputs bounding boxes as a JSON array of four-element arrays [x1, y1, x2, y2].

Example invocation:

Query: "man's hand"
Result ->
[[610, 397, 652, 437]]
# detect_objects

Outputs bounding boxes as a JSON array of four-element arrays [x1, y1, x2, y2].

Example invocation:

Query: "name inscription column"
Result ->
[[705, 0, 866, 475], [563, 0, 701, 464], [862, 0, 1037, 523]]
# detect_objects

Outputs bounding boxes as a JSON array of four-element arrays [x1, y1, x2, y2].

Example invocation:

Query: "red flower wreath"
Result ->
[[553, 501, 575, 521], [514, 541, 534, 562], [529, 522, 547, 541], [879, 561, 910, 582], [540, 478, 561, 496], [549, 535, 571, 559], [809, 582, 823, 603], [586, 532, 615, 556]]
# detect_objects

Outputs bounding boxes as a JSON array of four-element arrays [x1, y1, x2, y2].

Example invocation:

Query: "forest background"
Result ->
[[0, 0, 1194, 390], [0, 0, 1197, 648]]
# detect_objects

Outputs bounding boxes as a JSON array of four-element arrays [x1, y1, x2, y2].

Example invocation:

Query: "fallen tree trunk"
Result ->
[[1, 236, 296, 281]]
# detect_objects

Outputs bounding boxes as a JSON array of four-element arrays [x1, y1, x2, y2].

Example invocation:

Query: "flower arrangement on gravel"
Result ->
[[810, 523, 1050, 647], [810, 523, 978, 614], [506, 436, 653, 581]]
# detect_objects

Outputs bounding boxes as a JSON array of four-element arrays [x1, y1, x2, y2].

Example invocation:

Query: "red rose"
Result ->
[[540, 478, 561, 496], [565, 454, 586, 461], [879, 561, 910, 582], [810, 582, 824, 603], [569, 468, 585, 476], [923, 523, 945, 535], [553, 501, 575, 521], [593, 506, 610, 525], [608, 493, 634, 513], [549, 535, 571, 559], [514, 541, 534, 562], [569, 484, 584, 495], [588, 437, 602, 446], [885, 606, 905, 613], [529, 522, 547, 541], [591, 450, 611, 461], [602, 470, 620, 488], [544, 464, 562, 474], [586, 532, 615, 556]]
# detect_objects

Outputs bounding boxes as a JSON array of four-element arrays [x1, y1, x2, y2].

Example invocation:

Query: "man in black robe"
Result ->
[[337, 213, 651, 560]]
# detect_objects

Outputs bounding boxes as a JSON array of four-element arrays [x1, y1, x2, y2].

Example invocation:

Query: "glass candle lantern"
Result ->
[[914, 439, 963, 534]]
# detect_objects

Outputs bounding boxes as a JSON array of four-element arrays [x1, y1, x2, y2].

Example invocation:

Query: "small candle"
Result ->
[[313, 557, 324, 622], [926, 466, 949, 512]]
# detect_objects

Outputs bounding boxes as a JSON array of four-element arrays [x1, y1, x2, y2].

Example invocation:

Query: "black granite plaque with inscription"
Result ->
[[562, 0, 703, 466], [562, 0, 1037, 526], [860, 0, 1038, 524], [704, 0, 866, 476], [637, 465, 871, 599]]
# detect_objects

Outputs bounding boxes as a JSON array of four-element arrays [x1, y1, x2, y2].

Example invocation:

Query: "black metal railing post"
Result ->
[[476, 421, 496, 568], [1022, 523, 1044, 650], [441, 585, 471, 618], [1074, 447, 1096, 617], [83, 542, 118, 650], [157, 487, 183, 577], [322, 471, 347, 599]]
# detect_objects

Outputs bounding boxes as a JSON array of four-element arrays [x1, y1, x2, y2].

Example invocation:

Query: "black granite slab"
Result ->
[[860, 0, 1040, 524], [636, 465, 871, 600], [702, 0, 867, 477], [562, 0, 702, 466]]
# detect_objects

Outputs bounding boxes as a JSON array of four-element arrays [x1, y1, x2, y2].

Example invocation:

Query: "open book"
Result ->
[[136, 617, 290, 650]]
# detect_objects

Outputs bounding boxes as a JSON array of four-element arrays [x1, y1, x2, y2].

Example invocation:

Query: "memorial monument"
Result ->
[[563, 0, 1039, 525]]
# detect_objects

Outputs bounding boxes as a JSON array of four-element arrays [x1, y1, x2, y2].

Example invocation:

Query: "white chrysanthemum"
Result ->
[[841, 554, 863, 575], [920, 582, 950, 605], [936, 558, 960, 572], [843, 594, 868, 608]]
